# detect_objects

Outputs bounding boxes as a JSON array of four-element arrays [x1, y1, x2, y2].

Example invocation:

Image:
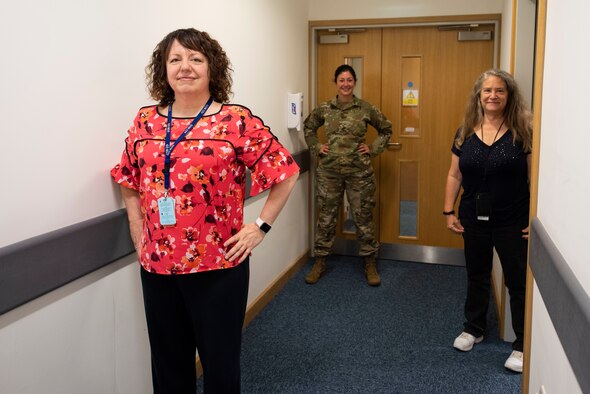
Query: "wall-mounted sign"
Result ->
[[403, 89, 419, 107]]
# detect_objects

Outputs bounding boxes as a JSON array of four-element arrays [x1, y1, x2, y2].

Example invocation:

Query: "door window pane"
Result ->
[[399, 161, 418, 237]]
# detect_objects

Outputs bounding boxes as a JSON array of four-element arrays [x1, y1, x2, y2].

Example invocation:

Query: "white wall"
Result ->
[[309, 0, 502, 20], [530, 285, 581, 393], [0, 0, 152, 247], [500, 0, 514, 71], [0, 0, 309, 246], [0, 256, 150, 394], [536, 0, 590, 291], [528, 0, 590, 392], [513, 0, 536, 106], [0, 0, 309, 392]]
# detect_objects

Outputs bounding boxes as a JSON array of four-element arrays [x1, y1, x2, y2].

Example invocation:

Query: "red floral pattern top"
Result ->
[[111, 104, 299, 275]]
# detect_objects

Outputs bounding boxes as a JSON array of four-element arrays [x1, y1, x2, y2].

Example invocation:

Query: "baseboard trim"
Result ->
[[331, 238, 465, 266], [244, 250, 311, 328]]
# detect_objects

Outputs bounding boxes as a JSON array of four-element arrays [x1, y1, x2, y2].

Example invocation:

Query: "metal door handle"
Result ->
[[387, 142, 402, 149]]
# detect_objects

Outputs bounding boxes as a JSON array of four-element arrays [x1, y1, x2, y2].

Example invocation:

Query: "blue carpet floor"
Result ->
[[201, 255, 522, 393]]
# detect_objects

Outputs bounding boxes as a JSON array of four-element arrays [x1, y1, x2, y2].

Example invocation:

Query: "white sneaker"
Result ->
[[453, 331, 484, 351], [504, 350, 523, 373]]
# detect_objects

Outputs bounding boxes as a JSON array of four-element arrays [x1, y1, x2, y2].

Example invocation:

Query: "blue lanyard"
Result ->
[[164, 96, 213, 190]]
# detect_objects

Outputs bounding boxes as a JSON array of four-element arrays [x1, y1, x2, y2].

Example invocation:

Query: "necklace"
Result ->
[[480, 118, 506, 182], [479, 119, 505, 146]]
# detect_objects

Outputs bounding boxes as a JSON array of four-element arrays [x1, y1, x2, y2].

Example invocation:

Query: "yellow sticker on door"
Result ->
[[403, 89, 419, 106]]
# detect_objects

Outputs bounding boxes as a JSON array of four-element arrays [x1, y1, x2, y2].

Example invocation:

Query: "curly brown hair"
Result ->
[[456, 69, 532, 151], [145, 28, 233, 105]]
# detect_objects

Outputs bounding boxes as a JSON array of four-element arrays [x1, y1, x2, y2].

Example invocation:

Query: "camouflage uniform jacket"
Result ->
[[303, 96, 392, 165]]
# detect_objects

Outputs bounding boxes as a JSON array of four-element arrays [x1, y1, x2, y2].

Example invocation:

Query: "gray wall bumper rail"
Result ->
[[530, 218, 590, 393], [0, 210, 134, 315], [0, 150, 309, 315]]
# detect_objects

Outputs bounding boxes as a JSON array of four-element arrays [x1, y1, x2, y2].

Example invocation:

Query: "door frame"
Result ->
[[308, 14, 501, 265]]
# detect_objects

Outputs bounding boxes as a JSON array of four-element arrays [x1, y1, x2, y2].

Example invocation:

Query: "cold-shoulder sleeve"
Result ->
[[110, 112, 142, 191], [233, 107, 299, 196]]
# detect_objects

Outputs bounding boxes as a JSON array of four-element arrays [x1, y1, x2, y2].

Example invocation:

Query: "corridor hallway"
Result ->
[[199, 255, 521, 393]]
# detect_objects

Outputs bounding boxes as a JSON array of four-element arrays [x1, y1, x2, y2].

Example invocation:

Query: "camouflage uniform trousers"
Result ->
[[313, 157, 379, 257]]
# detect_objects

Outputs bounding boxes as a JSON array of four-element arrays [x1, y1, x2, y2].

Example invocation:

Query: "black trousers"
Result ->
[[140, 259, 249, 394], [462, 224, 527, 351]]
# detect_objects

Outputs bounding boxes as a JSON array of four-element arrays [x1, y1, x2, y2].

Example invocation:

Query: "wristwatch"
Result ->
[[255, 217, 272, 233]]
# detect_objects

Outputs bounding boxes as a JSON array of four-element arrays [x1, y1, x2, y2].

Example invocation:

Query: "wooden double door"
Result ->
[[314, 22, 496, 252]]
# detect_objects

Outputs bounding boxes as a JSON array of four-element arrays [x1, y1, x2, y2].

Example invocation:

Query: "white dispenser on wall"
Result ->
[[287, 92, 303, 131]]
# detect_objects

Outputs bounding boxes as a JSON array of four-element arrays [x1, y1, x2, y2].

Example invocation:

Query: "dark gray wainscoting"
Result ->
[[0, 150, 309, 315], [529, 218, 590, 393]]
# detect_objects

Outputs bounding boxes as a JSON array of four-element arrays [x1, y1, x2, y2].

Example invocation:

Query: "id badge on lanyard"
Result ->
[[158, 195, 177, 226], [475, 192, 492, 221], [158, 96, 213, 226]]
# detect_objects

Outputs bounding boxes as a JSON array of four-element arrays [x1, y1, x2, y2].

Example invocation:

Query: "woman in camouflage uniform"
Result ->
[[304, 64, 392, 286]]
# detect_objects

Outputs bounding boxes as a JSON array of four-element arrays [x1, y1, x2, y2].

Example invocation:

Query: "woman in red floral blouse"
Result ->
[[111, 28, 299, 393]]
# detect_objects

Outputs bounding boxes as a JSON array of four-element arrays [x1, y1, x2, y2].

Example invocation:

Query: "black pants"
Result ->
[[140, 259, 249, 394], [462, 224, 527, 351]]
